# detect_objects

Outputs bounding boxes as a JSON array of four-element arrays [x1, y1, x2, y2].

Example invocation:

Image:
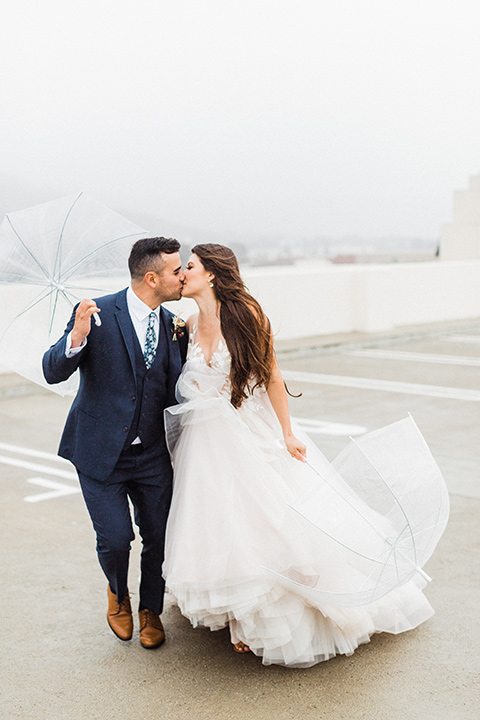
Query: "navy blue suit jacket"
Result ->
[[42, 289, 187, 481]]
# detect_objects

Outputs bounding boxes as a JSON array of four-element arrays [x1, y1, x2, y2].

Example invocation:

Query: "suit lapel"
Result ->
[[114, 288, 137, 374], [160, 306, 184, 401], [162, 308, 183, 365], [113, 297, 184, 396]]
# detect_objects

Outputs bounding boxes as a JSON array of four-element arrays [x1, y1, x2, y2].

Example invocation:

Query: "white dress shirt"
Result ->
[[125, 286, 160, 352]]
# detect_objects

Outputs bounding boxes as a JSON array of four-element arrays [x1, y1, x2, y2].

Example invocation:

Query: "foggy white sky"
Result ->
[[1, 0, 480, 242]]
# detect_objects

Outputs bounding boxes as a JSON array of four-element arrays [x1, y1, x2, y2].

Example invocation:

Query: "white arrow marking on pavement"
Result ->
[[24, 477, 81, 503], [292, 417, 367, 436], [348, 349, 480, 367], [0, 445, 79, 502], [281, 370, 480, 401]]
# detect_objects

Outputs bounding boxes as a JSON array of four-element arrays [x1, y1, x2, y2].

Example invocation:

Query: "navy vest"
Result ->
[[124, 312, 170, 449]]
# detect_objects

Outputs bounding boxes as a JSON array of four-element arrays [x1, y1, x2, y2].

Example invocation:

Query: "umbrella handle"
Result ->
[[415, 566, 431, 582], [93, 312, 102, 327]]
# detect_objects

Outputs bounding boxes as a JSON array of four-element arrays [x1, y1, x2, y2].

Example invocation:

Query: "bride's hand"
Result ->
[[284, 433, 306, 462]]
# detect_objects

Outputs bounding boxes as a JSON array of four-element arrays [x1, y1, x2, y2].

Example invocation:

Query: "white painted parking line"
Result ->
[[348, 349, 480, 366], [442, 335, 480, 344], [0, 453, 77, 480], [293, 417, 367, 436], [24, 477, 81, 503], [0, 447, 79, 502], [0, 441, 71, 464], [282, 370, 480, 401]]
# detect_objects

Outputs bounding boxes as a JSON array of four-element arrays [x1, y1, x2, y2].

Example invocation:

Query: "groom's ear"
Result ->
[[144, 270, 159, 288]]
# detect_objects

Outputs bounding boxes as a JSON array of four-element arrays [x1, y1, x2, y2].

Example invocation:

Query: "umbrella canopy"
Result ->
[[266, 415, 450, 606], [0, 192, 147, 395]]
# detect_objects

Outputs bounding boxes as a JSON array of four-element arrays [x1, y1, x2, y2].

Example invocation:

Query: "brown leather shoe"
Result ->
[[138, 609, 165, 649], [107, 585, 133, 641]]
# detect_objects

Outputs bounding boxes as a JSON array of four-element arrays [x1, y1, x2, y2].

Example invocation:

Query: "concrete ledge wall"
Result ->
[[169, 260, 480, 339], [1, 262, 478, 382], [441, 224, 480, 261]]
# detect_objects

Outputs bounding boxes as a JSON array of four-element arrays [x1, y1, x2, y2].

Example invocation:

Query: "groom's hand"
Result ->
[[71, 299, 100, 347]]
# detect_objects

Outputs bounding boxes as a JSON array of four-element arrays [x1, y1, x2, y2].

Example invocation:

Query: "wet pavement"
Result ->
[[1, 318, 479, 719]]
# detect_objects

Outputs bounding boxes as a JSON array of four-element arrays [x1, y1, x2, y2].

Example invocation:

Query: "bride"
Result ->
[[163, 243, 447, 668]]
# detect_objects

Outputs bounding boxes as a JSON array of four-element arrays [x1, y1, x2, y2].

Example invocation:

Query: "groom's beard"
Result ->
[[159, 285, 184, 303]]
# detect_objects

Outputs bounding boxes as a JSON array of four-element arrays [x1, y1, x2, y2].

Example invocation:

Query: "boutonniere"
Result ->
[[172, 316, 186, 341]]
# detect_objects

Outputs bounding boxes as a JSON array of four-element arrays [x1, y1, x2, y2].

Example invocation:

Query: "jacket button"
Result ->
[[131, 395, 136, 402], [123, 426, 128, 432]]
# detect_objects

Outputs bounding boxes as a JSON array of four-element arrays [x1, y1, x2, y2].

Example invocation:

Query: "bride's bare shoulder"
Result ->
[[186, 313, 199, 333]]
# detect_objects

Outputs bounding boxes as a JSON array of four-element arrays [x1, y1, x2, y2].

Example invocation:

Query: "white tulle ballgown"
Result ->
[[163, 329, 448, 668]]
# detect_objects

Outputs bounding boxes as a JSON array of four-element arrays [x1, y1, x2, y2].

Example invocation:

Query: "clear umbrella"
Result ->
[[266, 414, 450, 606], [0, 192, 146, 395]]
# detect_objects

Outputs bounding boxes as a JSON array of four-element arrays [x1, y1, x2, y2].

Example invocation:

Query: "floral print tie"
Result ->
[[144, 311, 157, 369]]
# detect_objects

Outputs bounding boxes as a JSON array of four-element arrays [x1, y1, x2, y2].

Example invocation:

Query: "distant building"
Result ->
[[331, 254, 358, 264], [440, 174, 480, 260], [330, 252, 435, 265]]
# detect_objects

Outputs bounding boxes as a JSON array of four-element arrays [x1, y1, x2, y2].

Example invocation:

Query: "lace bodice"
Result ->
[[187, 324, 231, 375], [181, 321, 264, 411]]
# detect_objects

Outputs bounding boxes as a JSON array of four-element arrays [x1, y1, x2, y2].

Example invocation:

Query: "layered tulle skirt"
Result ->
[[163, 362, 448, 667]]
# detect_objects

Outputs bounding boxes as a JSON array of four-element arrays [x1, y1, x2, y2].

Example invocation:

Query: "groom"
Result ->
[[43, 237, 187, 649]]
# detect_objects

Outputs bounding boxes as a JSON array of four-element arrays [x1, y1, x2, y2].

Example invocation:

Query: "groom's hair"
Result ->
[[128, 237, 180, 281]]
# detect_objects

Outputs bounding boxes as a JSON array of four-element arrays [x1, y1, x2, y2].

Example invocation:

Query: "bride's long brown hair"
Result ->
[[191, 244, 274, 408]]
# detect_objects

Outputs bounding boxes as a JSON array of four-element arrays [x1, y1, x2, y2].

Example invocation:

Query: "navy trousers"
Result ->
[[78, 444, 173, 615]]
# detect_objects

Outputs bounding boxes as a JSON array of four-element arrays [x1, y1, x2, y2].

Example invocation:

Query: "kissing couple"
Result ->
[[43, 237, 440, 668]]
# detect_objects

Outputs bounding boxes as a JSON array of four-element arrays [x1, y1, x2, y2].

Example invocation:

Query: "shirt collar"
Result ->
[[126, 286, 160, 323]]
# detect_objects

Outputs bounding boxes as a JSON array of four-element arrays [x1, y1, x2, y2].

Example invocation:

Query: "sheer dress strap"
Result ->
[[189, 318, 198, 342]]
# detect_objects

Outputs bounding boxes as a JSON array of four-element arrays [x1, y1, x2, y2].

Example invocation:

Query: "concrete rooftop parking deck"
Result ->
[[1, 318, 479, 720]]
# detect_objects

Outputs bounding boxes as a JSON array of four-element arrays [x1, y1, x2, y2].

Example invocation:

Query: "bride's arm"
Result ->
[[267, 358, 306, 462]]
